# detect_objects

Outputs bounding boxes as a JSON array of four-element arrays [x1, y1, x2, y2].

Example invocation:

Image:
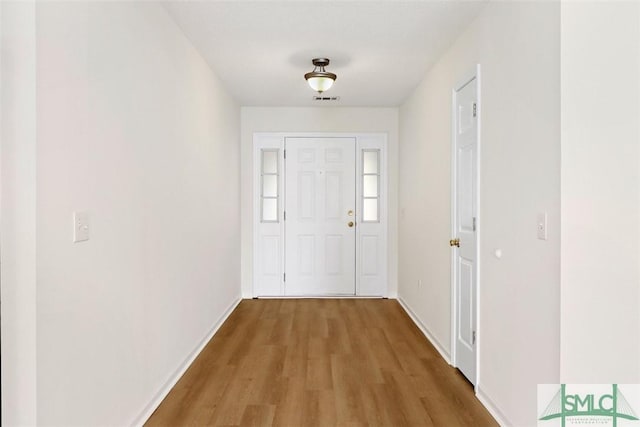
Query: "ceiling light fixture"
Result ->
[[304, 58, 337, 93]]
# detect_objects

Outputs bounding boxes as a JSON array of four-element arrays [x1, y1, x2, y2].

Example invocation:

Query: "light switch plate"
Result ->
[[73, 212, 90, 243], [537, 212, 548, 240]]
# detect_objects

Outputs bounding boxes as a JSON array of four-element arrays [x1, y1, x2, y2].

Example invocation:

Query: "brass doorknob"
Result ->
[[348, 221, 354, 227], [449, 238, 460, 247]]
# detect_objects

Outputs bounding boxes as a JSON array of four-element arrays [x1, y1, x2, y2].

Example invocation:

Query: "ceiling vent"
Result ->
[[312, 96, 341, 101]]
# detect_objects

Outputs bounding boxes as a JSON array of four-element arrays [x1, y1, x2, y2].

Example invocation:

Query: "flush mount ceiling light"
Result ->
[[304, 58, 337, 93]]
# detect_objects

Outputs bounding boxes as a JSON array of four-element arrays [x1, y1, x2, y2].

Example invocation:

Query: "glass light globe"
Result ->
[[307, 76, 334, 93]]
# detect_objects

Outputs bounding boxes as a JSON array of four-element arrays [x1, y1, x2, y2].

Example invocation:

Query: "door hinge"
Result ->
[[473, 103, 477, 118], [283, 211, 286, 221], [472, 330, 476, 345], [283, 273, 286, 282], [472, 217, 476, 232], [284, 149, 286, 159]]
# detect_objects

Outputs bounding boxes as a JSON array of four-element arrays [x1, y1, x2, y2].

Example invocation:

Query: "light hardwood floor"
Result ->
[[145, 299, 497, 427]]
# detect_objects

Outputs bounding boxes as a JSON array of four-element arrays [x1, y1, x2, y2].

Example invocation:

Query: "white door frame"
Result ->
[[450, 65, 481, 390], [252, 132, 388, 298]]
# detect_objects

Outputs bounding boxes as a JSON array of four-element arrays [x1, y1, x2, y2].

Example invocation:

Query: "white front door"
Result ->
[[452, 73, 478, 384], [284, 137, 356, 295]]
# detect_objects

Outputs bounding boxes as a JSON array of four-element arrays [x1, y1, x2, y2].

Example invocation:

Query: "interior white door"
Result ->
[[284, 137, 356, 295], [453, 76, 478, 384]]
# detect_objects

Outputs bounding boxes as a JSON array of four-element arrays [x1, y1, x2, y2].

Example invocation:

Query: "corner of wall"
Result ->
[[1, 1, 38, 425]]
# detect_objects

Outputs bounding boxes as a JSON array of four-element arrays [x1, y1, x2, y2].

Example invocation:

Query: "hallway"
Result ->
[[146, 299, 497, 426], [4, 2, 639, 425]]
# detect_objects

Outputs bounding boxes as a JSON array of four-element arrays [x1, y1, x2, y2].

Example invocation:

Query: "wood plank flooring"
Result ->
[[145, 299, 497, 427]]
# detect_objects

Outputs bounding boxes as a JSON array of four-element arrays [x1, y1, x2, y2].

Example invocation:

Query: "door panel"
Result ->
[[458, 259, 474, 349], [325, 172, 342, 219], [325, 235, 343, 275], [297, 172, 315, 219], [285, 137, 356, 295], [261, 236, 279, 276], [297, 235, 314, 276], [361, 235, 379, 276], [454, 76, 478, 384]]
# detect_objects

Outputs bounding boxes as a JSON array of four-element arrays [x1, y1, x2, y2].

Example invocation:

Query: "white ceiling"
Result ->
[[163, 1, 487, 107]]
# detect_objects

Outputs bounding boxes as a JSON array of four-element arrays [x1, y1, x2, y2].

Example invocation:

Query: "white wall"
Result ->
[[29, 3, 240, 425], [398, 2, 560, 425], [560, 1, 640, 383], [240, 107, 399, 298], [1, 2, 38, 425]]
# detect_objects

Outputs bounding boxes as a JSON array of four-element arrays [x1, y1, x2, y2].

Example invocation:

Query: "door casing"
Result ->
[[253, 132, 388, 298]]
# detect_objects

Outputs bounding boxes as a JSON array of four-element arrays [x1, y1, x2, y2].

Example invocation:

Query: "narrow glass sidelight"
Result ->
[[363, 175, 378, 197], [261, 149, 279, 222], [363, 150, 379, 174], [362, 149, 380, 222], [262, 175, 278, 198], [262, 150, 278, 174]]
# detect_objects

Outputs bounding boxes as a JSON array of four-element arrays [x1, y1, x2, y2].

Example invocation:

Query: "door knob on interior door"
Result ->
[[348, 221, 354, 228], [449, 238, 460, 247]]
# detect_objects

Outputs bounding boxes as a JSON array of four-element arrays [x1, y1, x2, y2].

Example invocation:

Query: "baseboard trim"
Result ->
[[254, 295, 385, 299], [397, 297, 510, 426], [396, 296, 451, 364], [132, 296, 242, 426], [476, 387, 512, 427]]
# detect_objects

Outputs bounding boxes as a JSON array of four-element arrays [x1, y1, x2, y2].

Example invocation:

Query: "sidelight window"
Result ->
[[362, 149, 380, 222], [261, 149, 279, 222]]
